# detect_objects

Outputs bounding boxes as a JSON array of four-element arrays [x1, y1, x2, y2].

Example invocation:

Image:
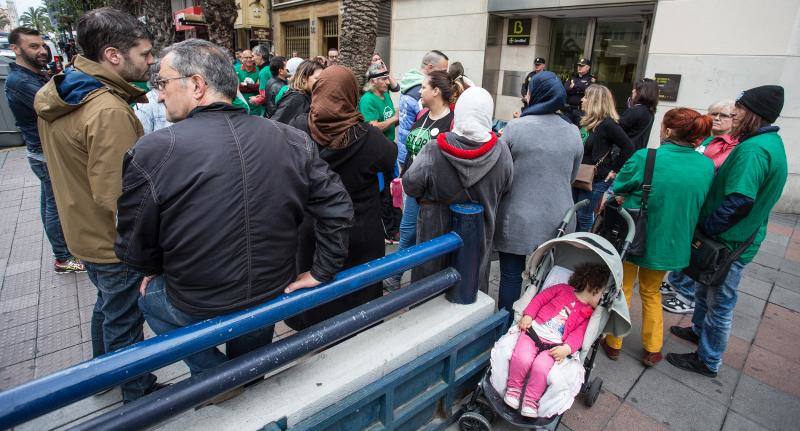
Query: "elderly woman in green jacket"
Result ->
[[601, 108, 715, 367]]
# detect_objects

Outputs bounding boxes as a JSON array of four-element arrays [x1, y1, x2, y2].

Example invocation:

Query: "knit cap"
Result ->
[[737, 85, 784, 123]]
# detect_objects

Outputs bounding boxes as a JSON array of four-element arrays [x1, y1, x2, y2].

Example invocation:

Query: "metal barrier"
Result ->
[[0, 204, 485, 430]]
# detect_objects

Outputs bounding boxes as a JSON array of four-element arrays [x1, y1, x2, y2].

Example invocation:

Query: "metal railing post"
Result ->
[[446, 203, 484, 304]]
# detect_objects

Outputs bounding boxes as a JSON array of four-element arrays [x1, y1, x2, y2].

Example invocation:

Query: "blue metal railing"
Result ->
[[0, 204, 485, 430]]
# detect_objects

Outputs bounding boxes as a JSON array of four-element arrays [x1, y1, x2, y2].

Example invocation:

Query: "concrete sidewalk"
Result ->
[[1, 146, 799, 430]]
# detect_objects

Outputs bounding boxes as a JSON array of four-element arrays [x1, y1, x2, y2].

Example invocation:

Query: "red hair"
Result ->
[[662, 108, 713, 146]]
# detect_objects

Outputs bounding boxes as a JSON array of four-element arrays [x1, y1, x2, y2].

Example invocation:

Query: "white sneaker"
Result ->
[[659, 281, 676, 296], [504, 394, 520, 409], [521, 405, 538, 418]]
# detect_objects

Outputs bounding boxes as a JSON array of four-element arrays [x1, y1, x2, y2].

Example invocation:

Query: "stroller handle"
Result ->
[[557, 199, 591, 236]]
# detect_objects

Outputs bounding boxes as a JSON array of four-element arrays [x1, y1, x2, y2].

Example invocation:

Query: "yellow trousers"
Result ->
[[606, 262, 666, 353]]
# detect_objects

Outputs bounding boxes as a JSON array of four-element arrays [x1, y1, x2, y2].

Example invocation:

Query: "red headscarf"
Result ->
[[308, 65, 364, 149]]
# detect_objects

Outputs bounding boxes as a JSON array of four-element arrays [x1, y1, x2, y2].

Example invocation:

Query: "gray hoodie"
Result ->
[[403, 132, 513, 292]]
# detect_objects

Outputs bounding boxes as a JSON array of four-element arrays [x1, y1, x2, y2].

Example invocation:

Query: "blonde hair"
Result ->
[[580, 84, 619, 131]]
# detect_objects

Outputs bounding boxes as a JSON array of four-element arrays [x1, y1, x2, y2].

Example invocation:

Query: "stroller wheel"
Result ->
[[474, 398, 496, 424], [584, 377, 603, 407], [458, 411, 492, 431]]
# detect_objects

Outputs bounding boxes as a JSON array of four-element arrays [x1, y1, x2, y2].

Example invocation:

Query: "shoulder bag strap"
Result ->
[[640, 148, 657, 210]]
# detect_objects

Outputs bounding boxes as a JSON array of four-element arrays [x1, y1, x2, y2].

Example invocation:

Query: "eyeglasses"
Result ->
[[153, 76, 190, 91], [709, 112, 734, 119]]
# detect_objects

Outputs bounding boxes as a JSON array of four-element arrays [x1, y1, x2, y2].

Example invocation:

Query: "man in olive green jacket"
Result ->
[[34, 7, 161, 402]]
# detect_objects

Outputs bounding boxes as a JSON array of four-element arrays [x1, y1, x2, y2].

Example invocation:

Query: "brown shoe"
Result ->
[[601, 337, 620, 361], [642, 350, 663, 367]]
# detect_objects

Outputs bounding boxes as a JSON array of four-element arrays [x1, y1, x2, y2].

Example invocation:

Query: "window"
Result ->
[[321, 16, 338, 53], [283, 20, 310, 59]]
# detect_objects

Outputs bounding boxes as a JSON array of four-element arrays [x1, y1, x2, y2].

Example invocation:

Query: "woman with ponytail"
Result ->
[[601, 108, 715, 367]]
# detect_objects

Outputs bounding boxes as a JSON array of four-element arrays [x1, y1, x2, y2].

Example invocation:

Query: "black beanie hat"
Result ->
[[736, 85, 784, 123]]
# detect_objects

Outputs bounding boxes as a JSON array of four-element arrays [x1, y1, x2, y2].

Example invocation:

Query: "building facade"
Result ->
[[271, 0, 341, 58], [390, 0, 799, 212]]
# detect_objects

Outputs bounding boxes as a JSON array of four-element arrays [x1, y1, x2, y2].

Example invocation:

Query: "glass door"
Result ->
[[590, 18, 645, 112], [549, 19, 589, 83]]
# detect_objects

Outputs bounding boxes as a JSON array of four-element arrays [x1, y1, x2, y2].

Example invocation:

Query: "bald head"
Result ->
[[240, 49, 254, 68]]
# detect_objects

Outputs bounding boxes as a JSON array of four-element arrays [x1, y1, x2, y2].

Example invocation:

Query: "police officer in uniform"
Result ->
[[520, 57, 547, 108], [563, 57, 596, 125]]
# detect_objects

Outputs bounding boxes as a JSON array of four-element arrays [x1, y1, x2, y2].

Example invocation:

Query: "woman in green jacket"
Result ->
[[602, 108, 715, 367]]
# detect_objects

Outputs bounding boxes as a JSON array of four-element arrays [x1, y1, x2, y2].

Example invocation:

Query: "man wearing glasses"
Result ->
[[115, 39, 353, 382]]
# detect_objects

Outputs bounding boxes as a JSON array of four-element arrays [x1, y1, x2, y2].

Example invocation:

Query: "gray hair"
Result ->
[[421, 50, 447, 69], [363, 63, 387, 93], [252, 44, 269, 58], [708, 99, 735, 114], [161, 39, 238, 101]]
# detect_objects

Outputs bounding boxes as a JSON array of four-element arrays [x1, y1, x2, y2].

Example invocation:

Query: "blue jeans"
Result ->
[[139, 276, 275, 375], [498, 252, 527, 317], [393, 195, 420, 281], [85, 261, 157, 402], [690, 260, 746, 372], [667, 271, 696, 303], [572, 179, 610, 232], [27, 158, 71, 260]]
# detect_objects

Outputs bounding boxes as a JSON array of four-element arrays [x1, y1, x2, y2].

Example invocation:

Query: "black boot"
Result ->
[[666, 352, 717, 378]]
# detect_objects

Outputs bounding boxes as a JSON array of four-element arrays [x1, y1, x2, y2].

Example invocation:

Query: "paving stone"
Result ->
[[79, 304, 94, 323], [0, 359, 35, 391], [0, 320, 36, 347], [603, 402, 667, 431], [731, 312, 760, 342], [33, 344, 84, 378], [722, 335, 751, 371], [773, 271, 800, 294], [734, 292, 766, 319], [39, 284, 78, 302], [0, 293, 38, 313], [2, 267, 40, 291], [628, 368, 727, 430], [752, 251, 784, 269], [721, 411, 770, 431], [780, 259, 800, 276], [743, 344, 800, 399], [38, 309, 81, 336], [0, 339, 36, 367], [738, 276, 773, 300], [14, 220, 43, 238], [656, 338, 739, 407], [592, 345, 644, 398], [730, 374, 800, 431], [743, 263, 779, 284], [0, 305, 38, 329], [80, 321, 91, 342], [38, 295, 78, 319], [3, 260, 41, 277], [561, 390, 620, 431], [768, 285, 800, 313], [36, 325, 82, 356]]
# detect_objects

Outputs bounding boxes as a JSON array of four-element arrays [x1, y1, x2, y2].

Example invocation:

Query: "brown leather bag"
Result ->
[[572, 151, 611, 192]]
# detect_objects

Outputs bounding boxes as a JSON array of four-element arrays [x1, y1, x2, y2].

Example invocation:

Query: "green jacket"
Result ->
[[699, 130, 788, 263], [613, 142, 714, 271]]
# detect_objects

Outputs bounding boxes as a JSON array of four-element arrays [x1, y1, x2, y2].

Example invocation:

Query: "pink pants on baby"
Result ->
[[506, 333, 557, 408]]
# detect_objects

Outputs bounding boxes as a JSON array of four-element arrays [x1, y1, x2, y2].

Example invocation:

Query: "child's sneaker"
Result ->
[[520, 404, 538, 418], [503, 389, 521, 410], [503, 393, 520, 409]]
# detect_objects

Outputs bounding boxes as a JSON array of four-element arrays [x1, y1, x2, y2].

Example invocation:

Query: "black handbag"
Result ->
[[684, 229, 757, 287], [626, 148, 656, 257]]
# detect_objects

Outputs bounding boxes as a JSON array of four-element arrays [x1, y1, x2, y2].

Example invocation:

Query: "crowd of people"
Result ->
[[3, 4, 788, 406]]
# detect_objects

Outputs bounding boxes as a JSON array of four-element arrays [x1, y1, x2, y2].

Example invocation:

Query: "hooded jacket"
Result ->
[[35, 55, 147, 263], [271, 89, 310, 128], [403, 130, 513, 292], [396, 69, 426, 164]]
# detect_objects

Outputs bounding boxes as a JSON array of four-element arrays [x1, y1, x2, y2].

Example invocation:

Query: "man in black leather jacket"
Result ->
[[115, 39, 353, 376]]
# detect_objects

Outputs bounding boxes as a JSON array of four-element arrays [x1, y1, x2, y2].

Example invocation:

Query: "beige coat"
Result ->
[[35, 55, 146, 263]]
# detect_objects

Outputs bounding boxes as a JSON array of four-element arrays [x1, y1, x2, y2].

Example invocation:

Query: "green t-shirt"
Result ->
[[613, 143, 715, 271], [359, 91, 396, 141], [235, 65, 264, 116], [232, 92, 251, 114], [275, 85, 289, 104], [699, 131, 788, 263]]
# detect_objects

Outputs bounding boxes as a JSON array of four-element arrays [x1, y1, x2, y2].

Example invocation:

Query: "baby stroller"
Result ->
[[456, 200, 635, 430]]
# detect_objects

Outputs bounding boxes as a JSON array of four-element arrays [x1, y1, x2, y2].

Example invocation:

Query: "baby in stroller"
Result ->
[[505, 263, 611, 417]]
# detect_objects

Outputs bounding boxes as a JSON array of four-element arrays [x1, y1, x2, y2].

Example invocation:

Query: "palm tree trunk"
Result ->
[[142, 0, 175, 56], [108, 0, 139, 16], [201, 0, 237, 52], [339, 0, 379, 88]]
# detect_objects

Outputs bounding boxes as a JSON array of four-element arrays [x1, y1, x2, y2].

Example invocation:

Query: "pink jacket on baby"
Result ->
[[523, 283, 594, 354]]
